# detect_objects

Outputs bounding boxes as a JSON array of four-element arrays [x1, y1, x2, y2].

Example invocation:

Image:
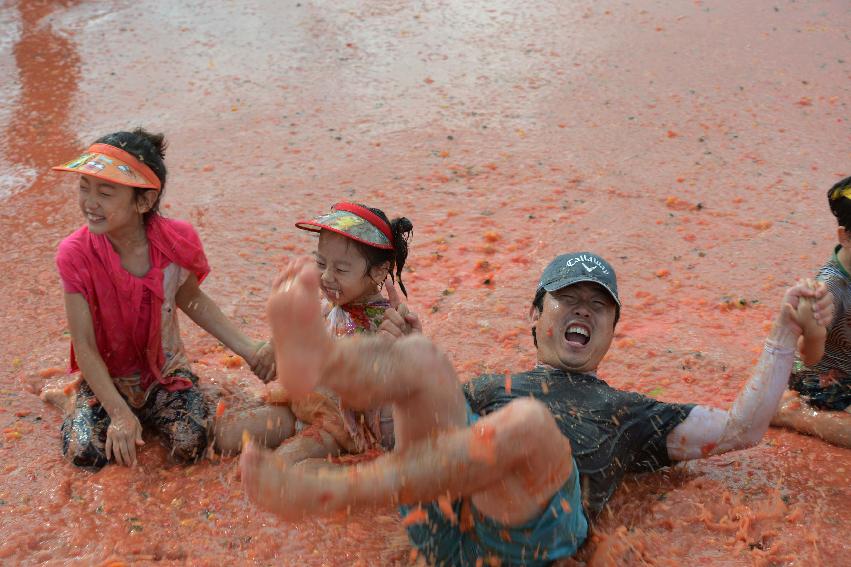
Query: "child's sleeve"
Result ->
[[55, 239, 86, 295], [185, 224, 210, 284], [167, 219, 211, 284]]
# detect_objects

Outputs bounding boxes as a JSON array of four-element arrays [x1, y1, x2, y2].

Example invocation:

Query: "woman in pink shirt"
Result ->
[[51, 128, 285, 469]]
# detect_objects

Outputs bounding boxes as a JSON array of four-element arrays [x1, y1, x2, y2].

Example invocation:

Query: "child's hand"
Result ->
[[379, 281, 423, 339], [248, 341, 277, 383], [796, 279, 833, 331], [779, 279, 832, 367], [809, 281, 834, 328], [106, 408, 144, 467], [780, 279, 833, 334], [796, 280, 817, 331]]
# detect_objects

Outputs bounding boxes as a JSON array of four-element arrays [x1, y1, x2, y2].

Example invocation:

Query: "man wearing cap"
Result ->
[[239, 252, 831, 566]]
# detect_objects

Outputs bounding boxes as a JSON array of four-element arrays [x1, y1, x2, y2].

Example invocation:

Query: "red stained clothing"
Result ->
[[56, 215, 209, 393]]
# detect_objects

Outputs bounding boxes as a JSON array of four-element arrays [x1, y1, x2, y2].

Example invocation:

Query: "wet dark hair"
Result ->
[[531, 288, 547, 347], [95, 128, 167, 223], [352, 205, 414, 297], [827, 175, 851, 229]]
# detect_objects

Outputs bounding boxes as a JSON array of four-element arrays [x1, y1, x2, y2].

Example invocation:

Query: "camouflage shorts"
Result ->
[[61, 370, 210, 469]]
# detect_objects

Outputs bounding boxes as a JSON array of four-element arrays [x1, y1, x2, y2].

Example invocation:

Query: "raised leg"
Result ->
[[254, 257, 574, 526], [266, 257, 331, 399], [267, 257, 467, 449], [241, 397, 574, 526]]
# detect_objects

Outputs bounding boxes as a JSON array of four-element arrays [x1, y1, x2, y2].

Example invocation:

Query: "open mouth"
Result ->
[[321, 285, 342, 301], [86, 212, 105, 223], [565, 324, 590, 346]]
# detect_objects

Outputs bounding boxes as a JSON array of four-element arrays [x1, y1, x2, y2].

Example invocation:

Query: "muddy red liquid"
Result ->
[[1, 1, 848, 564]]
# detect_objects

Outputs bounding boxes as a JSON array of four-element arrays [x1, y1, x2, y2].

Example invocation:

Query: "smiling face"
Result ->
[[77, 174, 155, 235], [314, 230, 388, 306], [530, 281, 617, 373]]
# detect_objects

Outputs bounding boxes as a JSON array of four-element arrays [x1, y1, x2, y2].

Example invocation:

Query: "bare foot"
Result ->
[[267, 257, 334, 400], [40, 378, 80, 414], [240, 440, 348, 520]]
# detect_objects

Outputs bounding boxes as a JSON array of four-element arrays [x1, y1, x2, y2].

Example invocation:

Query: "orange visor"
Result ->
[[52, 143, 162, 190]]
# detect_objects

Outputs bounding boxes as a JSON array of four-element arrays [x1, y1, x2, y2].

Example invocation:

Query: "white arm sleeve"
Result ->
[[667, 338, 795, 461]]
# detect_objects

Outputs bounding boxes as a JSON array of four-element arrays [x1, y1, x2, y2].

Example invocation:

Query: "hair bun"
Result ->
[[393, 216, 413, 235], [94, 128, 169, 197], [132, 127, 167, 160]]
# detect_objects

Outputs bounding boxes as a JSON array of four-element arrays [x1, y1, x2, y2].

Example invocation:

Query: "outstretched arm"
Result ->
[[667, 281, 833, 461], [176, 274, 275, 381]]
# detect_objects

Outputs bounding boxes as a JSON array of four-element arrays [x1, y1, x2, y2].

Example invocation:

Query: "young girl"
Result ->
[[50, 128, 278, 469], [287, 202, 415, 460], [219, 202, 417, 464], [772, 176, 851, 448]]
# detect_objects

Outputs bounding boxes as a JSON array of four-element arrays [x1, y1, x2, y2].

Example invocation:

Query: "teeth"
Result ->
[[324, 288, 341, 299], [567, 326, 589, 337]]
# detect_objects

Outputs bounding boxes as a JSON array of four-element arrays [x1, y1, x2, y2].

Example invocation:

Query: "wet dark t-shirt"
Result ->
[[462, 366, 695, 520]]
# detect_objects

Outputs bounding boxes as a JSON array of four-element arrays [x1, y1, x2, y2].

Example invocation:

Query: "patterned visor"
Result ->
[[296, 205, 393, 250], [52, 143, 162, 190]]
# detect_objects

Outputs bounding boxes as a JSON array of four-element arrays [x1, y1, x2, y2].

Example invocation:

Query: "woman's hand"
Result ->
[[106, 407, 145, 467]]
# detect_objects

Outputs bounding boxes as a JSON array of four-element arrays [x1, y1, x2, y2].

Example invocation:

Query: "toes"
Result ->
[[295, 261, 321, 291]]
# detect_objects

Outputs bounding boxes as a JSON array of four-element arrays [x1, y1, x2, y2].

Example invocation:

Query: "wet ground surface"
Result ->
[[0, 0, 849, 564]]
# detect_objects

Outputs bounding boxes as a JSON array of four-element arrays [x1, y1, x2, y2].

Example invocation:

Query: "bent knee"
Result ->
[[498, 398, 569, 454], [399, 335, 445, 365], [503, 398, 558, 431], [61, 419, 108, 469], [163, 421, 209, 463], [397, 335, 454, 384]]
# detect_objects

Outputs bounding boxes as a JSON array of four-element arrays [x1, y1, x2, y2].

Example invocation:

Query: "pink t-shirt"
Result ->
[[56, 215, 209, 395]]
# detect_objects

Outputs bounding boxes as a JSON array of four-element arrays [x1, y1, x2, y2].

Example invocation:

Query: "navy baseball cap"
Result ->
[[537, 252, 621, 314]]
